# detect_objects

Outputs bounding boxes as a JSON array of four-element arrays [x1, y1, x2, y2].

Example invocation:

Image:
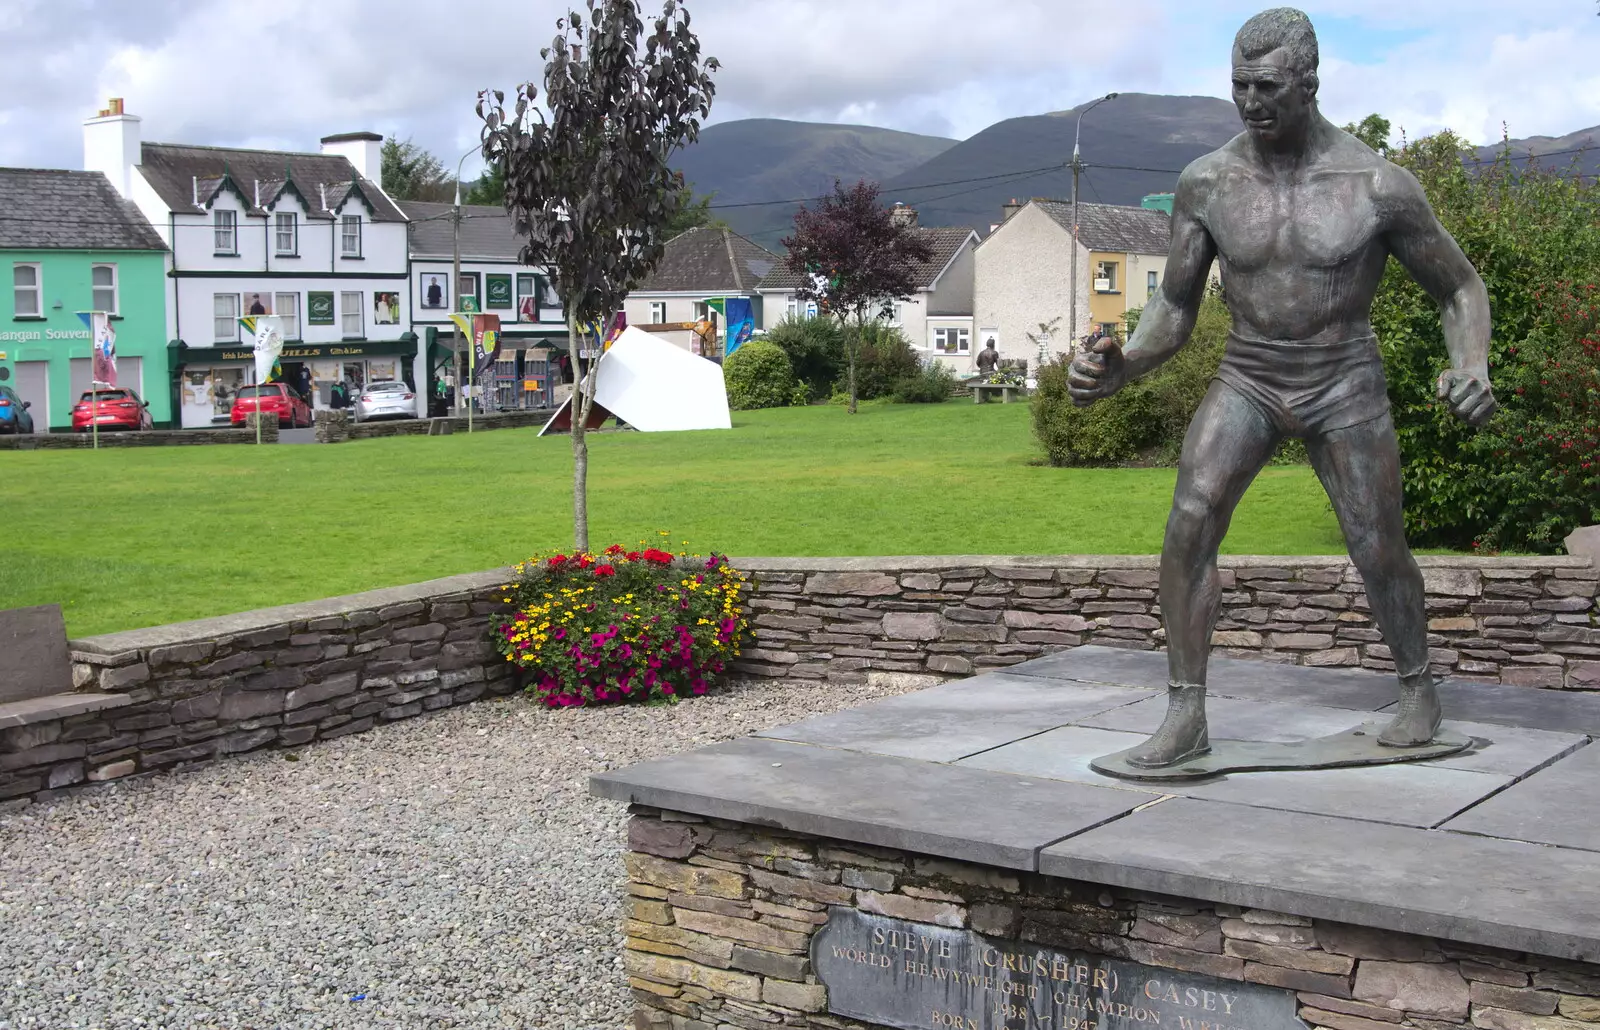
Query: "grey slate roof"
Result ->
[[634, 226, 779, 293], [756, 226, 976, 291], [1034, 200, 1171, 255], [399, 200, 524, 260], [0, 168, 166, 250], [138, 143, 406, 222]]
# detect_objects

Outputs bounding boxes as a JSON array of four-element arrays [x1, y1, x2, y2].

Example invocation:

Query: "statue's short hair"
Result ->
[[1234, 7, 1319, 75]]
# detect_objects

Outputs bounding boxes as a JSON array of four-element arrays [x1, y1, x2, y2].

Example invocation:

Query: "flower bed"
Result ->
[[491, 540, 749, 707]]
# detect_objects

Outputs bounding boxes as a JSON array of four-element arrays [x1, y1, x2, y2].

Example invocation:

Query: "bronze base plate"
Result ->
[[1089, 721, 1475, 782]]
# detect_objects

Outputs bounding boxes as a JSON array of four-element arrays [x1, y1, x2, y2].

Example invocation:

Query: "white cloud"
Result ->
[[0, 0, 1594, 175]]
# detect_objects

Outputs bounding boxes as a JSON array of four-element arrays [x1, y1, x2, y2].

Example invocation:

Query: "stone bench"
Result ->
[[970, 382, 1025, 403]]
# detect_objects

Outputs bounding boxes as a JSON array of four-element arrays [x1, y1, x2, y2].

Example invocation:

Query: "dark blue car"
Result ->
[[0, 385, 35, 434]]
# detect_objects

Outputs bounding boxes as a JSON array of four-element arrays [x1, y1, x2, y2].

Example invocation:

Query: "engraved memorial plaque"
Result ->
[[814, 910, 1309, 1030]]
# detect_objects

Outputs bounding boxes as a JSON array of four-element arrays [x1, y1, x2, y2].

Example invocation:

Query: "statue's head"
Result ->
[[1231, 7, 1319, 144]]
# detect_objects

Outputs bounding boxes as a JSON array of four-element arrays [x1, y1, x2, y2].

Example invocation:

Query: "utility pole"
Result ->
[[1070, 93, 1118, 353], [452, 146, 477, 429]]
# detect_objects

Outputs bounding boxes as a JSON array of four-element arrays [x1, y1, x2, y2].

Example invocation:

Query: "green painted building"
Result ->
[[0, 168, 170, 430]]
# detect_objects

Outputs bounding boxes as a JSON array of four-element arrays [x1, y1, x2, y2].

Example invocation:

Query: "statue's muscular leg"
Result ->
[[1306, 414, 1440, 746], [1131, 382, 1281, 768]]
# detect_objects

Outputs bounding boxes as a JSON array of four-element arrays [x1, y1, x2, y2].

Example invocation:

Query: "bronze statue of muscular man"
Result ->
[[1068, 7, 1497, 769]]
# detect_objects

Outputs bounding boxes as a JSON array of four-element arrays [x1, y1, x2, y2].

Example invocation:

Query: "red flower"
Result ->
[[576, 555, 594, 569], [604, 544, 624, 555], [594, 564, 618, 578], [642, 548, 674, 565], [548, 554, 569, 567], [625, 551, 642, 562]]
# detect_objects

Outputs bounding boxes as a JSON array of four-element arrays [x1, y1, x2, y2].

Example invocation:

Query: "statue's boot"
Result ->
[[1126, 683, 1211, 768], [1378, 667, 1443, 747]]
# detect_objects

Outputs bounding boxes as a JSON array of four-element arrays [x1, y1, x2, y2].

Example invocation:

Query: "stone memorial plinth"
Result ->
[[592, 646, 1600, 1030]]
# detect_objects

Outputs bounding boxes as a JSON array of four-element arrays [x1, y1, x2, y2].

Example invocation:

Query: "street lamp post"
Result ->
[[1070, 92, 1118, 352]]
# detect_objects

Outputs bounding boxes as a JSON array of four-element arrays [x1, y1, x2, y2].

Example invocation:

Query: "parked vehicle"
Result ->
[[71, 388, 152, 432], [353, 380, 417, 423], [0, 386, 35, 434], [230, 383, 311, 428]]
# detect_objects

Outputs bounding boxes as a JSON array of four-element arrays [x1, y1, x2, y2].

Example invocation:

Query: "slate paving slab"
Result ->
[[1426, 679, 1600, 736], [590, 735, 1157, 869], [1039, 796, 1600, 961], [755, 672, 1155, 761], [1007, 645, 1401, 709], [1442, 740, 1600, 852]]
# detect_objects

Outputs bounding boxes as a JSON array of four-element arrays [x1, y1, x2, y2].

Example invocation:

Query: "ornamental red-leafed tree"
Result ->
[[782, 180, 933, 414], [477, 0, 717, 551]]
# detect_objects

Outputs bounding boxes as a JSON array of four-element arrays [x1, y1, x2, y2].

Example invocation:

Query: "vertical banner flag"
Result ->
[[603, 310, 626, 350], [78, 311, 117, 387], [242, 315, 284, 384], [723, 298, 754, 358], [449, 313, 502, 381]]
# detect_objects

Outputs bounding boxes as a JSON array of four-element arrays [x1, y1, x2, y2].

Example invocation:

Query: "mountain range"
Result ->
[[672, 94, 1600, 250]]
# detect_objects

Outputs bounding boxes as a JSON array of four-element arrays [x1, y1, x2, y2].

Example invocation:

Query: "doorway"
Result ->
[[13, 361, 47, 431]]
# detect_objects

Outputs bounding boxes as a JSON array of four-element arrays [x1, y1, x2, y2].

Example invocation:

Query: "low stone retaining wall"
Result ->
[[621, 808, 1600, 1030], [314, 408, 556, 442], [2, 554, 1594, 807], [0, 419, 277, 449], [0, 571, 512, 805], [731, 555, 1600, 689]]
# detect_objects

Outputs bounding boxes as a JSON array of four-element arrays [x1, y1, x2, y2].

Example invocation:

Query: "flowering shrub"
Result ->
[[491, 538, 749, 707]]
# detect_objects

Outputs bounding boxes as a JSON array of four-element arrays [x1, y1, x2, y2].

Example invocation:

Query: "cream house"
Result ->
[[974, 199, 1176, 373]]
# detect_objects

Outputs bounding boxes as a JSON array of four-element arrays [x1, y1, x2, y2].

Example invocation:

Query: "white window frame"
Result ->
[[91, 263, 118, 315], [214, 209, 237, 254], [933, 327, 970, 355], [649, 301, 667, 324], [13, 262, 42, 317], [341, 215, 362, 258], [275, 212, 298, 256], [1095, 260, 1119, 292], [213, 293, 240, 342], [1147, 270, 1158, 299], [785, 297, 798, 319], [516, 273, 536, 320], [878, 299, 904, 326], [275, 292, 301, 340], [340, 291, 363, 337]]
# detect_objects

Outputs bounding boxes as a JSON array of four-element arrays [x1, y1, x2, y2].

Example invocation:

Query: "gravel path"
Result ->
[[0, 677, 920, 1029]]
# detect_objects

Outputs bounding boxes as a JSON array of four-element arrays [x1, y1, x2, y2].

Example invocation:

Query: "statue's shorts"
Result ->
[[1214, 332, 1390, 438]]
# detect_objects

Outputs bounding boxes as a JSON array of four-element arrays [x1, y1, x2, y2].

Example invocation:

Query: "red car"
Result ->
[[71, 388, 153, 432], [230, 383, 312, 428]]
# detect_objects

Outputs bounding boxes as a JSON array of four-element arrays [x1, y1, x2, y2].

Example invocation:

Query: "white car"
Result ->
[[353, 381, 417, 422]]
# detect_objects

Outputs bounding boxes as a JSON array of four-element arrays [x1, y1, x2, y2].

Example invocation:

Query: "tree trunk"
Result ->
[[569, 314, 590, 553], [846, 316, 859, 415]]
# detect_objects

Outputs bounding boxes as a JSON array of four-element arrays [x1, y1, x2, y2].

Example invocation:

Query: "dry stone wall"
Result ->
[[3, 555, 1595, 807], [622, 807, 1600, 1030], [731, 556, 1600, 690]]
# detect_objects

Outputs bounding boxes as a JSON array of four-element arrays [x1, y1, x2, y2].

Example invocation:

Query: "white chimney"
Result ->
[[320, 131, 384, 183], [83, 97, 141, 198]]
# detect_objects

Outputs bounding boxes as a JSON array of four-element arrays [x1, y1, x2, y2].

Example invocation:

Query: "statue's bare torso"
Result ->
[[1192, 131, 1398, 344]]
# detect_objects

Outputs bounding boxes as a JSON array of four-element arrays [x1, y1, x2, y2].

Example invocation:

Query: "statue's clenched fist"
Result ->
[[1066, 336, 1128, 407]]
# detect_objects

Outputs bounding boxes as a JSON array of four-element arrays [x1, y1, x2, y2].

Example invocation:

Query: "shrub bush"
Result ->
[[491, 543, 749, 707], [723, 339, 797, 411], [764, 316, 845, 401], [849, 323, 922, 400], [1373, 133, 1600, 552], [893, 361, 957, 403], [1032, 293, 1229, 466]]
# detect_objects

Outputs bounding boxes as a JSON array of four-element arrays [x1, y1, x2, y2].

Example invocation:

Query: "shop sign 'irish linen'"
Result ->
[[813, 911, 1307, 1030]]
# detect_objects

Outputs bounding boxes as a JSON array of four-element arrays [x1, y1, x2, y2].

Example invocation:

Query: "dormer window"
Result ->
[[341, 214, 362, 258], [275, 212, 298, 256], [214, 209, 237, 254]]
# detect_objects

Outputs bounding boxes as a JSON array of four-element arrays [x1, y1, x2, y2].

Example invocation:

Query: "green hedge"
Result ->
[[723, 340, 797, 411]]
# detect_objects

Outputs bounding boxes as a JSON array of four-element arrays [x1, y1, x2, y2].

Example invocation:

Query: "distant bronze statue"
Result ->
[[1068, 7, 1496, 769], [976, 339, 1000, 374]]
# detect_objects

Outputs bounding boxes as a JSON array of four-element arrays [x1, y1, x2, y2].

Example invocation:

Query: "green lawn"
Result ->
[[1, 402, 1351, 637]]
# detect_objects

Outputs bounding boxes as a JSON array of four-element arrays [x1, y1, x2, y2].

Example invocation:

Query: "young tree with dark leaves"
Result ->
[[477, 0, 716, 551], [781, 180, 932, 414]]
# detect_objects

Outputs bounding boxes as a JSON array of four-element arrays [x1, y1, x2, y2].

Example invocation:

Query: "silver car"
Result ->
[[353, 381, 417, 422]]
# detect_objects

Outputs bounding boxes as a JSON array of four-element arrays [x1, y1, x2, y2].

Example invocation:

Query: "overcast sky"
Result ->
[[1, 0, 1596, 179]]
